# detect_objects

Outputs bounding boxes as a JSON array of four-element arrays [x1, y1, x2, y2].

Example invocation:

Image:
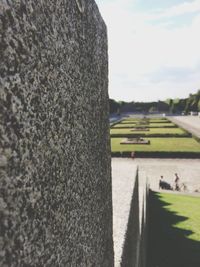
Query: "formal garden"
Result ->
[[110, 117, 200, 157]]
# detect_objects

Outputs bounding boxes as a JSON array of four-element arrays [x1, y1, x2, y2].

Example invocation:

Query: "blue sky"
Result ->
[[95, 0, 200, 101]]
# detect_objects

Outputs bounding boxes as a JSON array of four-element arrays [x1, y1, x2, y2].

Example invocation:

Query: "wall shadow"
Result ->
[[121, 176, 140, 267], [147, 190, 200, 267]]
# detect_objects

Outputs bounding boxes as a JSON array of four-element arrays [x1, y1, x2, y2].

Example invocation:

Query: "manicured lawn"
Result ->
[[119, 121, 137, 125], [147, 191, 200, 267], [122, 119, 169, 123], [122, 117, 166, 120], [159, 193, 200, 241], [110, 127, 186, 135], [112, 123, 175, 128], [111, 137, 200, 152], [148, 120, 171, 123], [111, 117, 200, 156]]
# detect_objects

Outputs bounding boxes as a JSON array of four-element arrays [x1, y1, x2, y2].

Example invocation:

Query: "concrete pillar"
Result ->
[[0, 1, 114, 266]]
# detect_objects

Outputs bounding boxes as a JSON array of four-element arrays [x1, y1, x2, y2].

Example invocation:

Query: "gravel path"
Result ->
[[168, 116, 200, 138], [112, 158, 137, 266], [112, 158, 148, 267], [134, 158, 200, 193], [112, 158, 200, 200]]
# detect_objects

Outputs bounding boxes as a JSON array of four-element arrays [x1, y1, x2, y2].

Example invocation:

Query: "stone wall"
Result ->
[[121, 176, 140, 266], [0, 0, 114, 266], [120, 170, 149, 267], [112, 159, 149, 267]]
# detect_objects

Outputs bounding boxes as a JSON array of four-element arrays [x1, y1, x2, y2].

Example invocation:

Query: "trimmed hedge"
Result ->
[[112, 125, 178, 129], [110, 133, 191, 138], [120, 122, 143, 124], [111, 151, 200, 158], [121, 121, 171, 124], [110, 119, 123, 127], [145, 121, 171, 123], [121, 119, 169, 123], [193, 136, 200, 143]]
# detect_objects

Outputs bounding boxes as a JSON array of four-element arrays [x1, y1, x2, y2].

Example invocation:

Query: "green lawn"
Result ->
[[111, 137, 200, 152], [119, 121, 137, 124], [112, 122, 175, 128], [122, 119, 169, 123], [147, 191, 200, 267], [159, 193, 200, 241], [110, 127, 186, 135], [122, 117, 166, 120]]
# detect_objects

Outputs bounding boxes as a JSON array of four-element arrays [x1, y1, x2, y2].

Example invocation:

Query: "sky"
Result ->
[[95, 0, 200, 102]]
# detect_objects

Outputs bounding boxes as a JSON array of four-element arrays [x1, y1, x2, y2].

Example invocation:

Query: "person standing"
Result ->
[[159, 176, 165, 189], [174, 173, 180, 191]]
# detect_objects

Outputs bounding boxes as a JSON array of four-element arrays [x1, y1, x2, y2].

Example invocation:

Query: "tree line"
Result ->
[[109, 90, 200, 115]]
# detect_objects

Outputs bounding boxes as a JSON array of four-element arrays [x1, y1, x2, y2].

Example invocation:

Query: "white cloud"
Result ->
[[96, 0, 200, 101], [150, 0, 200, 19]]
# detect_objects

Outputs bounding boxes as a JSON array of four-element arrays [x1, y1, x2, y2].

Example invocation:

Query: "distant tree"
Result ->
[[109, 99, 120, 114], [155, 101, 168, 112], [168, 99, 173, 113], [109, 89, 200, 115], [169, 100, 176, 114], [173, 99, 182, 114], [149, 106, 157, 113], [198, 100, 200, 112], [184, 98, 190, 114], [179, 99, 187, 111]]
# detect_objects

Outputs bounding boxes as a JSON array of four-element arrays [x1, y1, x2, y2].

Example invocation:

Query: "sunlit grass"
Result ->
[[122, 119, 169, 123], [147, 191, 200, 266], [110, 127, 186, 135], [111, 137, 200, 152], [158, 193, 200, 241], [112, 123, 175, 128]]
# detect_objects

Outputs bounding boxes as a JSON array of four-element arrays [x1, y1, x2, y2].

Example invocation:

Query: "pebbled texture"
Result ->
[[0, 0, 114, 266]]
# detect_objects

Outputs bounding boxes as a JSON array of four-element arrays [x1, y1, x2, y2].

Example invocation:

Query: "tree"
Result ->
[[198, 100, 200, 112], [149, 106, 157, 113], [109, 99, 120, 114]]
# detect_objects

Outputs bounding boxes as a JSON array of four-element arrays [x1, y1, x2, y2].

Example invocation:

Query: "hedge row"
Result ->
[[193, 136, 200, 143], [110, 133, 191, 138], [111, 151, 200, 158], [121, 120, 170, 124], [111, 125, 178, 129], [110, 119, 123, 127]]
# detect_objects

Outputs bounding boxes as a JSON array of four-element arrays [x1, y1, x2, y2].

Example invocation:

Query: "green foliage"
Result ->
[[112, 123, 176, 128], [109, 99, 120, 114], [109, 99, 169, 114], [170, 101, 176, 114], [110, 127, 186, 135], [184, 91, 200, 113], [198, 99, 200, 112], [109, 89, 200, 114], [149, 106, 157, 113]]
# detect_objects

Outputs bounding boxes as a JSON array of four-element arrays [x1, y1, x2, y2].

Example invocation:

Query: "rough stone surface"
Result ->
[[0, 1, 114, 266]]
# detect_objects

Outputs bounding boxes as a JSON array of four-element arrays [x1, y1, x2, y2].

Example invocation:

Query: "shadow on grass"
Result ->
[[147, 190, 200, 267]]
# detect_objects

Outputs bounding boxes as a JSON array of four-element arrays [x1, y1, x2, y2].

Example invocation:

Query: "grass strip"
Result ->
[[111, 137, 200, 152]]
